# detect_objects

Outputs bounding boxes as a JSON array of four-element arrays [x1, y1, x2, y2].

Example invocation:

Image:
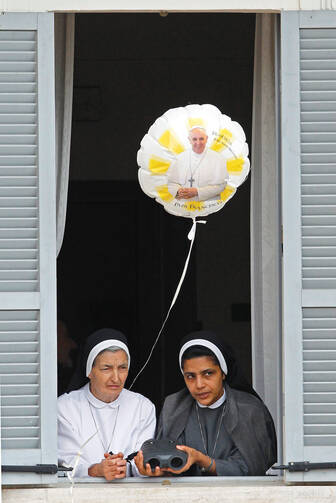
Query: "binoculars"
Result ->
[[141, 438, 188, 472]]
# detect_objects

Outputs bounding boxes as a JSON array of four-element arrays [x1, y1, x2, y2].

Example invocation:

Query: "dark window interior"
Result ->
[[57, 13, 255, 409]]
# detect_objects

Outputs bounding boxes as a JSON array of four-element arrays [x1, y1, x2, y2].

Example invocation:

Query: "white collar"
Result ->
[[84, 382, 122, 409], [191, 150, 203, 157], [197, 388, 226, 409]]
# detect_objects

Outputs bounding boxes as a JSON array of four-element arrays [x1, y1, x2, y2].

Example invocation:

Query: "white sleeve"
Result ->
[[130, 398, 156, 477], [58, 402, 91, 478], [167, 160, 182, 198], [167, 181, 180, 198], [197, 182, 226, 201]]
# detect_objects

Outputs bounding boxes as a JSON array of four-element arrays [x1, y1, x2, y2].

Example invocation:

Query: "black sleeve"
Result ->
[[214, 445, 249, 476]]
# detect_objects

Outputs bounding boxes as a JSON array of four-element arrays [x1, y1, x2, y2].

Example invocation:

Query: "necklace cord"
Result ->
[[195, 402, 226, 461]]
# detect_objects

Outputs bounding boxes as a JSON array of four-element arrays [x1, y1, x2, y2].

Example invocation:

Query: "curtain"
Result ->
[[251, 13, 281, 458], [55, 14, 75, 256]]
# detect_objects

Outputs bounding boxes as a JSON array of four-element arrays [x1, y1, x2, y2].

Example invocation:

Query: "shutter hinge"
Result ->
[[2, 464, 72, 474]]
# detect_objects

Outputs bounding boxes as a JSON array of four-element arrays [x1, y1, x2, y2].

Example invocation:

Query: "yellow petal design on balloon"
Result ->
[[227, 158, 244, 173], [210, 129, 233, 153], [149, 156, 172, 175], [187, 117, 205, 130], [219, 185, 235, 202], [159, 130, 185, 155], [156, 184, 174, 202]]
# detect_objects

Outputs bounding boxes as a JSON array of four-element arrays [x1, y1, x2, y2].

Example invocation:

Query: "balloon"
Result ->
[[137, 104, 250, 218]]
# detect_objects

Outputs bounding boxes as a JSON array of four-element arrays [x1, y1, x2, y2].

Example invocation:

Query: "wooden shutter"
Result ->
[[282, 11, 336, 482], [0, 13, 57, 485]]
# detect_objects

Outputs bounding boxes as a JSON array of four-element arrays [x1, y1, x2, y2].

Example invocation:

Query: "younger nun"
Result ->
[[135, 330, 276, 477], [58, 328, 156, 479]]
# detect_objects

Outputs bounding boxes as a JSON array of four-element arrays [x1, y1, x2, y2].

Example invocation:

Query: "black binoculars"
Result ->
[[141, 438, 188, 472]]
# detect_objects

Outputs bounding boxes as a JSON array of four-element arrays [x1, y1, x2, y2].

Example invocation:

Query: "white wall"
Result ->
[[1, 0, 335, 13]]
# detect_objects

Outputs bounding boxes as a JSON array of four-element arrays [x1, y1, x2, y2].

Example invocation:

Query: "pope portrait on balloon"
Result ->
[[167, 126, 229, 203]]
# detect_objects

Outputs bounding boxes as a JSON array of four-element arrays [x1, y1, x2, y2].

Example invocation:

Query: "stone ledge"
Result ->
[[3, 480, 336, 503]]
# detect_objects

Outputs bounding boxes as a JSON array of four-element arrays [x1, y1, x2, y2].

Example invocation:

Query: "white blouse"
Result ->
[[58, 383, 156, 477]]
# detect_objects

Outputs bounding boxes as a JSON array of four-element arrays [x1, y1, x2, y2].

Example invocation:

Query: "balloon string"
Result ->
[[129, 217, 206, 390]]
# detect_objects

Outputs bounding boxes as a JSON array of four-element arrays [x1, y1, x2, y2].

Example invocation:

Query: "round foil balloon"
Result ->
[[137, 104, 250, 218]]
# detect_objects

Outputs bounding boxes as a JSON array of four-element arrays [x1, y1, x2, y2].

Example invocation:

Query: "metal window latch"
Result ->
[[273, 461, 336, 472]]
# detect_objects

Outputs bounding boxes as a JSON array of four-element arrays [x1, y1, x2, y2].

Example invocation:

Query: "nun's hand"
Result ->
[[134, 450, 168, 477], [88, 452, 127, 480], [165, 445, 199, 474], [166, 445, 216, 475]]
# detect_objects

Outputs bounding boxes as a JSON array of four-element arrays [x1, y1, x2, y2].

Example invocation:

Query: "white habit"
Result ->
[[167, 148, 228, 201], [58, 383, 156, 477]]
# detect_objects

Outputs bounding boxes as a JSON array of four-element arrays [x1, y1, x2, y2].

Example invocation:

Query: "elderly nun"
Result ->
[[58, 328, 156, 480], [135, 330, 276, 477]]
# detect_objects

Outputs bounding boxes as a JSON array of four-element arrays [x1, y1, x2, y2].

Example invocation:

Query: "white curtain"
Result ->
[[251, 13, 282, 459], [55, 14, 75, 256]]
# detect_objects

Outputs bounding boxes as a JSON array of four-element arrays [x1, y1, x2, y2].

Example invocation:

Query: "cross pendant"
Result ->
[[188, 176, 195, 187]]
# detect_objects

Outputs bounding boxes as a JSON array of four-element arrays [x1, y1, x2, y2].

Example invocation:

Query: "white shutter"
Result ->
[[0, 13, 57, 485], [282, 11, 336, 482]]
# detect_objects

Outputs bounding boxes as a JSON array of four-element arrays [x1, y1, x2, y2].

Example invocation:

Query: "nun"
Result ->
[[58, 328, 156, 480], [135, 330, 277, 477]]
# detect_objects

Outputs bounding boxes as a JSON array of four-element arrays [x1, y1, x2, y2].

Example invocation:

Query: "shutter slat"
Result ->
[[304, 361, 336, 371], [2, 427, 39, 438], [301, 92, 336, 101], [302, 206, 336, 216], [304, 369, 336, 379], [301, 70, 336, 80], [303, 219, 336, 228], [301, 60, 336, 70], [0, 217, 37, 226], [304, 329, 336, 338], [0, 137, 36, 146], [302, 81, 336, 91], [0, 250, 37, 259], [302, 133, 336, 142], [0, 260, 37, 270], [303, 247, 336, 257], [302, 174, 336, 183], [0, 352, 38, 363], [301, 29, 336, 39], [0, 115, 36, 124], [302, 142, 336, 152], [1, 374, 38, 384], [0, 73, 35, 83], [302, 122, 336, 132], [0, 52, 36, 62], [0, 168, 36, 176], [301, 110, 336, 121], [1, 384, 39, 395], [0, 341, 38, 350], [0, 42, 36, 51], [0, 94, 35, 103], [305, 413, 336, 424], [305, 383, 336, 392], [2, 417, 38, 427], [0, 32, 35, 41], [0, 63, 35, 72], [302, 102, 336, 111], [1, 396, 39, 406], [2, 439, 38, 449], [303, 268, 336, 279]]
